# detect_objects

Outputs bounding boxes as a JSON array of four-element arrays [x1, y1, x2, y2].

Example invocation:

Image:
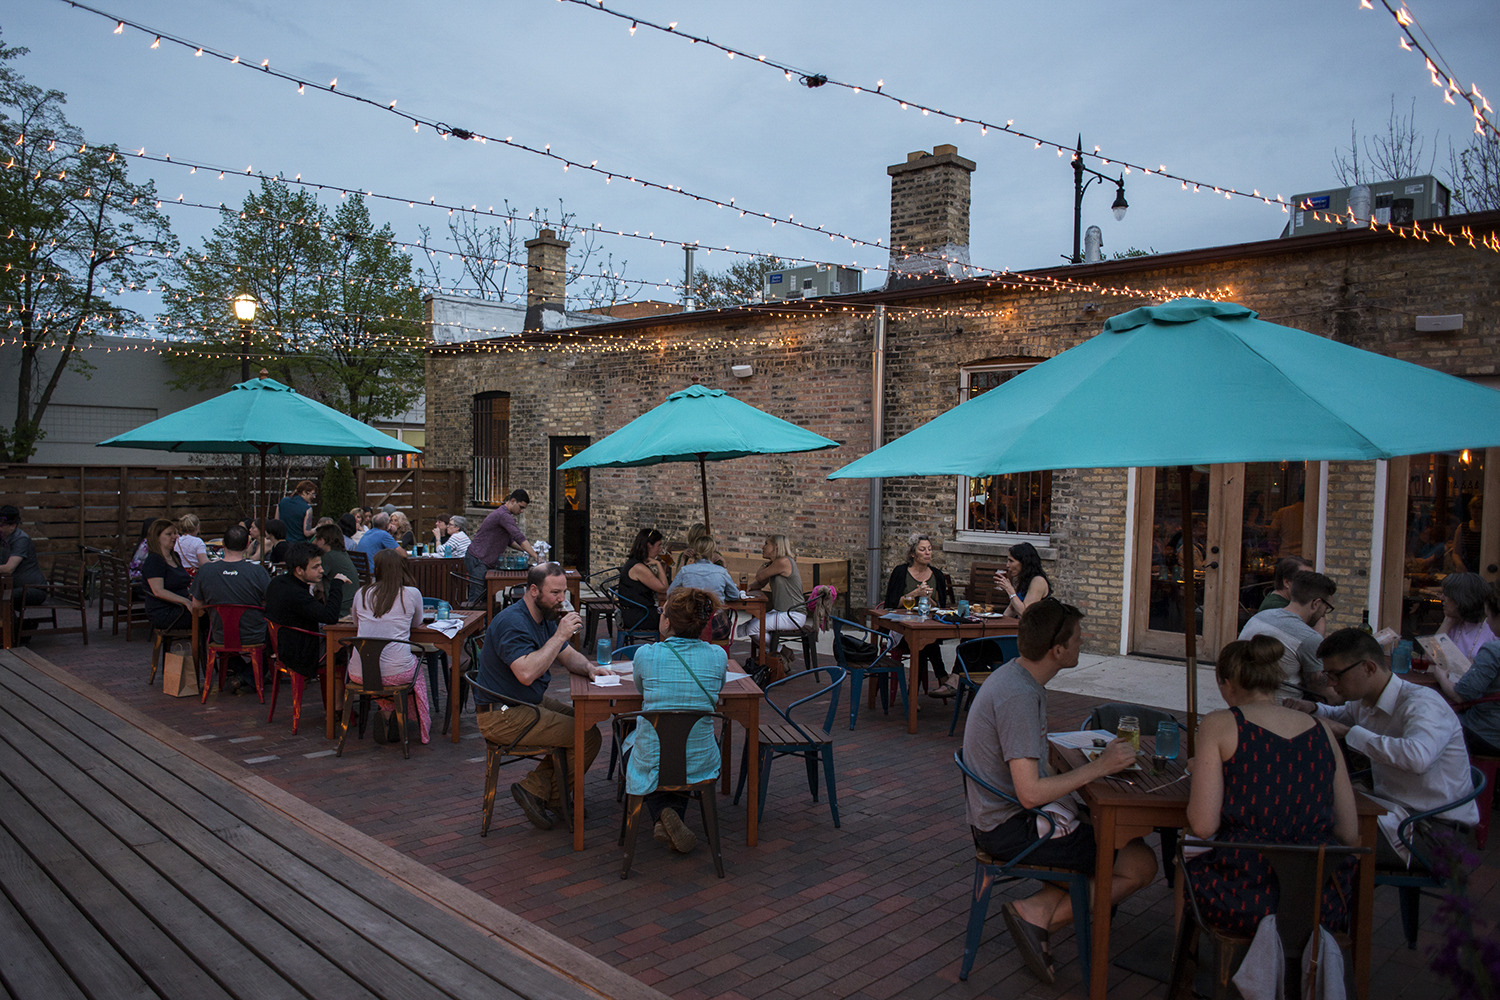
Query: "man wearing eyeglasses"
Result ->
[[1238, 569, 1339, 702], [961, 598, 1157, 984], [1284, 627, 1478, 868]]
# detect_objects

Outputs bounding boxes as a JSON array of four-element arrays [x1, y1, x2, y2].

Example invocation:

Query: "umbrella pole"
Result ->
[[699, 454, 710, 532], [259, 445, 270, 568], [1178, 465, 1198, 756]]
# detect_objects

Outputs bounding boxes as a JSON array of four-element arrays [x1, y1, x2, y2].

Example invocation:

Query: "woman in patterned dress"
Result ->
[[1185, 634, 1359, 934]]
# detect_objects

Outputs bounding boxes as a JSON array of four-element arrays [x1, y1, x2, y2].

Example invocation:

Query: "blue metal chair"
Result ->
[[953, 749, 1092, 983], [948, 635, 1019, 736], [1373, 764, 1486, 948], [607, 586, 660, 646], [734, 665, 847, 827], [602, 643, 648, 782], [830, 616, 907, 730]]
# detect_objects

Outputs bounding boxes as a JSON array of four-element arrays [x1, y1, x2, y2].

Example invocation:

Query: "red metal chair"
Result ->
[[1456, 691, 1500, 849], [265, 621, 327, 735], [201, 604, 268, 704]]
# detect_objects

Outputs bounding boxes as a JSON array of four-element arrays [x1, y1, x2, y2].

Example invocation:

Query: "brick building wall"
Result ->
[[429, 209, 1500, 655]]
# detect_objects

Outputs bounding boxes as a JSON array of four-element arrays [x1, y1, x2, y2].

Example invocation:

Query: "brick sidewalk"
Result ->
[[21, 623, 1486, 1000]]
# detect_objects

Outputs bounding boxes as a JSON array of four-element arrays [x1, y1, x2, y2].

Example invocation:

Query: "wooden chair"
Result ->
[[734, 665, 846, 828], [200, 604, 268, 704], [617, 709, 728, 879], [1373, 764, 1486, 948], [336, 636, 425, 759], [346, 549, 371, 583], [264, 621, 327, 735], [949, 635, 1018, 736], [465, 670, 573, 834], [1455, 691, 1500, 849], [1169, 839, 1370, 1000], [22, 557, 89, 644], [953, 749, 1094, 983], [830, 616, 907, 730], [964, 562, 1007, 609], [96, 552, 148, 640], [581, 568, 620, 649], [149, 621, 194, 686]]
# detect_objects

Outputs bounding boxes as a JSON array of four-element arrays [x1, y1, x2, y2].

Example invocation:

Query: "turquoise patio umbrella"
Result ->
[[829, 298, 1500, 739], [559, 384, 840, 530], [100, 376, 420, 553]]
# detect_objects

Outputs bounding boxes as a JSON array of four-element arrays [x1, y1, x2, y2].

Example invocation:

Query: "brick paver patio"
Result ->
[[19, 619, 1491, 1000]]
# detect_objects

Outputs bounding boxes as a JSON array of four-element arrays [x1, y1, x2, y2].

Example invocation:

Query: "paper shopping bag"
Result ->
[[163, 651, 198, 698]]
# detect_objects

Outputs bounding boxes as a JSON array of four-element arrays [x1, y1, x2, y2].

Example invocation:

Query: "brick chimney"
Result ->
[[886, 144, 976, 290], [524, 228, 569, 331]]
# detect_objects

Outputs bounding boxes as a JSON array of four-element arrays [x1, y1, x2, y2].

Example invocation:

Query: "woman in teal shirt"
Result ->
[[623, 587, 726, 855]]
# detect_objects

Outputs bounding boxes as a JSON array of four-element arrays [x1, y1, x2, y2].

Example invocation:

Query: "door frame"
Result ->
[[548, 436, 591, 576]]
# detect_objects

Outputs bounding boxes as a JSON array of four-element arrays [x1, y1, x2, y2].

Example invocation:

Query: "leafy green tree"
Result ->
[[320, 455, 358, 522], [160, 179, 425, 425], [691, 254, 787, 309], [0, 35, 176, 461]]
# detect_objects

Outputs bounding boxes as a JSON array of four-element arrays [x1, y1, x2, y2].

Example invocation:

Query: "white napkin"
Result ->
[[425, 618, 464, 638], [725, 671, 750, 682], [591, 673, 621, 687]]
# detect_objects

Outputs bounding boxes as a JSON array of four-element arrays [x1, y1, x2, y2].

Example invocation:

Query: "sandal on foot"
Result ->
[[926, 683, 958, 699], [1001, 902, 1055, 984]]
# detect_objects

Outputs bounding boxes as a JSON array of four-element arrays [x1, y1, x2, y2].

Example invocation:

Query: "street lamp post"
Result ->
[[232, 293, 258, 383], [1071, 135, 1128, 264]]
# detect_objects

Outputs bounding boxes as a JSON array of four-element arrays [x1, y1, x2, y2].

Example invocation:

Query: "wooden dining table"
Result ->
[[568, 671, 762, 853], [1049, 737, 1386, 1000], [877, 612, 1019, 733], [321, 610, 488, 742]]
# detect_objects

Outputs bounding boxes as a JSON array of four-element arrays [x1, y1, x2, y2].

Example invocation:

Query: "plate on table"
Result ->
[[1081, 746, 1143, 770]]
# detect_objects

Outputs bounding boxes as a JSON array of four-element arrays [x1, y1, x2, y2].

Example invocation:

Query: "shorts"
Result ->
[[974, 813, 1098, 874]]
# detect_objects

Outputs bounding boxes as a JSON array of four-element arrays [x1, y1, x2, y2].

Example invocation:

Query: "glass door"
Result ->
[[1234, 461, 1311, 633], [549, 437, 590, 576], [1397, 449, 1490, 637], [1133, 467, 1212, 658]]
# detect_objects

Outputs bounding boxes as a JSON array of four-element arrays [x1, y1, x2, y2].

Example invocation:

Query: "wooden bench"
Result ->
[[0, 647, 667, 1000]]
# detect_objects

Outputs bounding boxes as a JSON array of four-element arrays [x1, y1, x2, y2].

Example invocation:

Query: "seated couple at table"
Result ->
[[962, 598, 1157, 984]]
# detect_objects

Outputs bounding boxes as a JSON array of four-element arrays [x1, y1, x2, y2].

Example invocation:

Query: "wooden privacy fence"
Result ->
[[356, 467, 465, 535], [0, 464, 465, 557]]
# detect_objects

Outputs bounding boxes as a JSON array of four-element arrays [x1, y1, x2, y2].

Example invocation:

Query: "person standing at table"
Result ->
[[620, 528, 669, 637], [623, 586, 727, 854], [354, 512, 400, 557], [278, 480, 318, 545], [190, 524, 271, 693], [470, 489, 537, 567], [994, 542, 1051, 618], [962, 599, 1156, 985], [1286, 628, 1480, 868], [1256, 555, 1313, 612], [1436, 571, 1497, 662], [265, 543, 349, 678], [475, 563, 604, 831], [1186, 635, 1358, 936], [885, 533, 956, 698]]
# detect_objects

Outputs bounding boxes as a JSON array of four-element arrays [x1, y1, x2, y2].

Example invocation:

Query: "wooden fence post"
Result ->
[[78, 465, 85, 551]]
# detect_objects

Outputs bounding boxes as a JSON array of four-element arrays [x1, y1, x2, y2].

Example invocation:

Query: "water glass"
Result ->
[[917, 596, 931, 618], [442, 542, 452, 558], [596, 637, 612, 667], [1155, 720, 1180, 760], [1391, 639, 1413, 674], [1116, 715, 1141, 753], [956, 599, 970, 618]]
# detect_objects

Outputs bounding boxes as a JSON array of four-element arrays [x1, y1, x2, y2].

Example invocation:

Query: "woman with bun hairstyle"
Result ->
[[1184, 634, 1358, 935], [622, 586, 728, 855]]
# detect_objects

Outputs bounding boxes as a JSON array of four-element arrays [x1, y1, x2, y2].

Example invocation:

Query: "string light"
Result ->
[[551, 0, 1309, 212], [1365, 0, 1497, 139]]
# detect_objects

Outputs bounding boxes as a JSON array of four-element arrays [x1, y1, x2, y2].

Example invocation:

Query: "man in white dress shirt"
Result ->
[[1286, 628, 1479, 868]]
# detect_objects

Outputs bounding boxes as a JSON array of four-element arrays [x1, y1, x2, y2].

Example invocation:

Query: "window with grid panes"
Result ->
[[959, 365, 1051, 537]]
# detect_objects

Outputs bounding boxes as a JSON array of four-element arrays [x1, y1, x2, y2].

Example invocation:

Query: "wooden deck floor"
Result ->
[[0, 648, 664, 1000]]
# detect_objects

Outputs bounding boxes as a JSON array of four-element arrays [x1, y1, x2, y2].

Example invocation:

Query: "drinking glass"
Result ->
[[917, 596, 931, 618], [1116, 716, 1141, 753], [1391, 639, 1413, 674], [596, 637, 612, 667], [900, 593, 917, 611], [1155, 720, 1180, 760], [957, 599, 970, 618]]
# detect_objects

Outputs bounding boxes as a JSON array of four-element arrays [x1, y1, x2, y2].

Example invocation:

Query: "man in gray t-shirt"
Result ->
[[959, 600, 1155, 985], [1238, 569, 1336, 700], [190, 526, 270, 691]]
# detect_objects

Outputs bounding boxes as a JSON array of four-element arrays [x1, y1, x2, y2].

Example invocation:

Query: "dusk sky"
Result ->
[[9, 0, 1498, 312]]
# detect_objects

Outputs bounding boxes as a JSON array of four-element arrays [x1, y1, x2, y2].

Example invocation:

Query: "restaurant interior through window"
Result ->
[[1401, 449, 1490, 636], [960, 365, 1051, 537]]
